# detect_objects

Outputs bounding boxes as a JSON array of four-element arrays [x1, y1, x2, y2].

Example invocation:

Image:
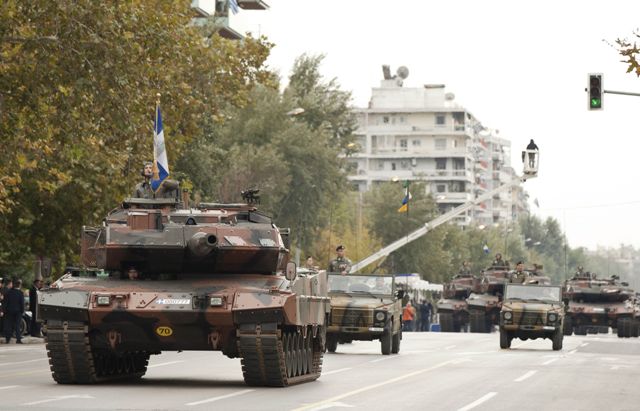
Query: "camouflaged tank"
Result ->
[[436, 274, 473, 332], [466, 267, 509, 333], [499, 284, 564, 350], [38, 196, 330, 387], [563, 273, 638, 338]]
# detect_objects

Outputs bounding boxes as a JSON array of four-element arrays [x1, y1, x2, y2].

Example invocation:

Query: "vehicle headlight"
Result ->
[[375, 312, 386, 321], [96, 296, 110, 306], [548, 313, 557, 323], [210, 296, 223, 307], [503, 311, 512, 320]]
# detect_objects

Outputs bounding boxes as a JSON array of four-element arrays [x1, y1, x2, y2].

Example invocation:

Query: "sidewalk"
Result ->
[[0, 335, 45, 345]]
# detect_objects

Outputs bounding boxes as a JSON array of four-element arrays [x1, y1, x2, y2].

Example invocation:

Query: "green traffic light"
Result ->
[[590, 98, 601, 108]]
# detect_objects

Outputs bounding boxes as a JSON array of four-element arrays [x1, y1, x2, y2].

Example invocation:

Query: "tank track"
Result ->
[[44, 320, 150, 384], [238, 324, 324, 387]]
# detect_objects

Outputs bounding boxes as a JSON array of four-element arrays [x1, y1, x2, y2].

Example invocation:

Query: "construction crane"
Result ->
[[349, 147, 539, 273]]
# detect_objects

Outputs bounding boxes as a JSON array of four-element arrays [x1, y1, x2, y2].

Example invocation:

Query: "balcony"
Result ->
[[420, 169, 474, 181], [435, 192, 474, 203]]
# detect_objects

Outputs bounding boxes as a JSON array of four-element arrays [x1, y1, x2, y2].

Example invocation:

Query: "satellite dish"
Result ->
[[396, 66, 409, 80]]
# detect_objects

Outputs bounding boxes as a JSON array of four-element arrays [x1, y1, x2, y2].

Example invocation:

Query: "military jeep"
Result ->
[[500, 284, 564, 351], [326, 273, 403, 355]]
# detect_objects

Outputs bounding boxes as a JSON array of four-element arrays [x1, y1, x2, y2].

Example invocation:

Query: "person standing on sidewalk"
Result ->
[[4, 278, 25, 343], [29, 279, 43, 337]]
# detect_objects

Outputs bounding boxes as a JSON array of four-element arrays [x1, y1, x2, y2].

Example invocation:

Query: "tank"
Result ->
[[38, 196, 330, 387], [436, 274, 473, 332], [563, 272, 638, 338], [466, 267, 509, 333]]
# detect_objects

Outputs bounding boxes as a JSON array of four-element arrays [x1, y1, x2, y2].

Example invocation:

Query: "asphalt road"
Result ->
[[1, 331, 639, 411]]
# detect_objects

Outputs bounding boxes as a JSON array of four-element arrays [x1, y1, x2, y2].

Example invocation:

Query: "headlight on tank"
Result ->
[[96, 296, 111, 306], [548, 313, 557, 323], [503, 311, 513, 320], [375, 311, 386, 322], [210, 296, 223, 307]]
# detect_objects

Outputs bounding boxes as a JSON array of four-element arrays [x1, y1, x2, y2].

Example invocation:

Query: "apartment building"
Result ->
[[347, 66, 526, 225]]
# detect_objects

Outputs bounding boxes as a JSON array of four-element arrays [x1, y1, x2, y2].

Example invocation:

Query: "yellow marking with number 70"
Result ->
[[156, 326, 173, 337]]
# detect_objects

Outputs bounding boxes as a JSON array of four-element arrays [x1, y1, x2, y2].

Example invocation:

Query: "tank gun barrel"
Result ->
[[188, 231, 218, 257]]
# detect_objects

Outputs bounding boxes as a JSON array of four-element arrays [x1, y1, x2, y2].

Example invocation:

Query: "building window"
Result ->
[[399, 139, 408, 151], [436, 184, 446, 193], [436, 158, 447, 170], [435, 114, 446, 126], [391, 162, 396, 171], [378, 162, 384, 170], [400, 116, 405, 123], [383, 116, 389, 124], [435, 138, 447, 150], [400, 161, 409, 169], [412, 139, 421, 147]]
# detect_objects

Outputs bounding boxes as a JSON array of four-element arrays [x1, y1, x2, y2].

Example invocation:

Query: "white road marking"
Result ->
[[403, 349, 436, 354], [147, 360, 184, 368], [580, 342, 589, 347], [457, 392, 498, 411], [22, 394, 95, 406], [370, 357, 395, 363], [186, 389, 255, 406], [306, 402, 355, 411], [568, 349, 577, 355], [0, 385, 19, 390], [322, 367, 352, 375], [514, 370, 537, 382], [444, 345, 456, 350], [542, 358, 559, 366], [293, 359, 468, 411], [1, 358, 46, 366]]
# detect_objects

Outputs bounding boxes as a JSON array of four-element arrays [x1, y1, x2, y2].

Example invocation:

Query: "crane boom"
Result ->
[[349, 148, 539, 273]]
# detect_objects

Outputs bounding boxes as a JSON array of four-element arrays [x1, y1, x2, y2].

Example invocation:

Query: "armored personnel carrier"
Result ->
[[563, 273, 638, 337], [436, 274, 473, 332], [38, 195, 330, 387], [325, 273, 402, 354], [499, 284, 564, 350]]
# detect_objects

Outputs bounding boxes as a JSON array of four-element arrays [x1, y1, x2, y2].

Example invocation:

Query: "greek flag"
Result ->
[[151, 105, 169, 192], [229, 0, 239, 14]]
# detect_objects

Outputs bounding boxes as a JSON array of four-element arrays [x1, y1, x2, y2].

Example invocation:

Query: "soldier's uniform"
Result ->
[[509, 270, 530, 284], [328, 257, 352, 274], [133, 181, 154, 199]]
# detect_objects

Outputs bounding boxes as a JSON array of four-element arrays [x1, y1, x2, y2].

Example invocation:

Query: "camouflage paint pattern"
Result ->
[[437, 274, 474, 332]]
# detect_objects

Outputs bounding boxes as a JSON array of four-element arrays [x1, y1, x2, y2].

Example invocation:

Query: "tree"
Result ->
[[0, 1, 271, 273]]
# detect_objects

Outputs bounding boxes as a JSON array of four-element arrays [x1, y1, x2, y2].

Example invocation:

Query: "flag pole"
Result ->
[[153, 93, 161, 182]]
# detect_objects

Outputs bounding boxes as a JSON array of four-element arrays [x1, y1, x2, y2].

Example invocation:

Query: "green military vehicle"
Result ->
[[499, 284, 564, 351], [326, 273, 403, 355]]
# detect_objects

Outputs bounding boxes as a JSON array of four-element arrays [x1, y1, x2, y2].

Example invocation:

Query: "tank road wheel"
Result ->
[[326, 334, 338, 353], [380, 328, 392, 355], [392, 328, 401, 354], [499, 329, 511, 349], [470, 312, 490, 333], [563, 317, 573, 336], [617, 318, 632, 338], [238, 325, 325, 387], [552, 329, 563, 351], [439, 313, 454, 332]]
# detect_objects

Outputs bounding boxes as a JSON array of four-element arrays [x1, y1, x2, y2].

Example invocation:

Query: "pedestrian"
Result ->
[[328, 245, 352, 275], [402, 302, 416, 331], [0, 277, 13, 335], [4, 278, 24, 343], [419, 299, 432, 331], [29, 279, 43, 337]]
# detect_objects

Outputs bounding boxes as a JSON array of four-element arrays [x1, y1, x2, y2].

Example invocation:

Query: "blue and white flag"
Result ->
[[151, 105, 169, 192], [483, 244, 490, 254], [229, 0, 239, 15]]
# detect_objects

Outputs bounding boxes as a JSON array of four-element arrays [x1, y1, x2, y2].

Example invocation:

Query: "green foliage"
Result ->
[[616, 32, 640, 76], [0, 1, 271, 274]]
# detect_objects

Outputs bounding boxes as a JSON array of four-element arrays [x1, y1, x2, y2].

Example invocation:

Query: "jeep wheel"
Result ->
[[499, 329, 510, 349], [552, 329, 563, 351], [326, 334, 338, 353], [381, 330, 392, 355], [574, 325, 587, 336], [392, 328, 401, 354], [562, 316, 573, 336], [617, 318, 632, 338]]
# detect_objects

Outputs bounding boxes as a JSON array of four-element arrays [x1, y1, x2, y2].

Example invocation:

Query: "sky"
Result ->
[[202, 0, 640, 250]]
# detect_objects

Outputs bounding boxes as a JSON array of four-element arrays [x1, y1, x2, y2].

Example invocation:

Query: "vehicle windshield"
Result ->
[[328, 274, 394, 296], [505, 284, 561, 303]]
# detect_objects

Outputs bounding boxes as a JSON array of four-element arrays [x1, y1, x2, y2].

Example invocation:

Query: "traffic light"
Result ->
[[588, 73, 603, 110]]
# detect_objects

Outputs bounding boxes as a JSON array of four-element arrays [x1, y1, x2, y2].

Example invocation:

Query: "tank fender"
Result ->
[[232, 291, 286, 324]]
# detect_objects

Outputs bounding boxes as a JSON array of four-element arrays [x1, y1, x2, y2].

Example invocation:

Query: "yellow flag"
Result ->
[[397, 203, 408, 213]]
